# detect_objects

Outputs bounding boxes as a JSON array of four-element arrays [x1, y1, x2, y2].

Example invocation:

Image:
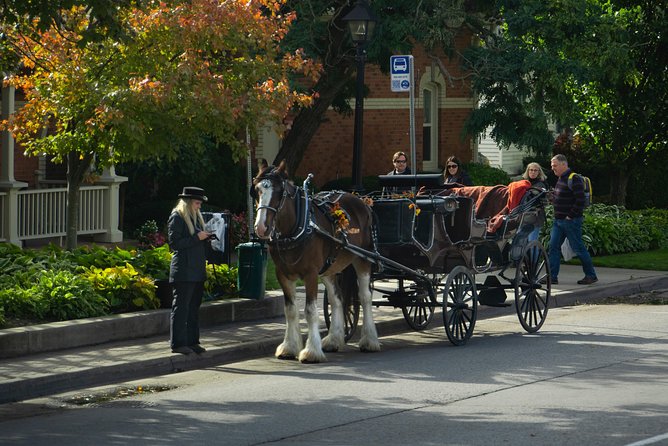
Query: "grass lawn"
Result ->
[[567, 248, 668, 271]]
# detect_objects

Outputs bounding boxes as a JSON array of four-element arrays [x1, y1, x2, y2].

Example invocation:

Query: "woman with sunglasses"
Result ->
[[443, 156, 473, 186]]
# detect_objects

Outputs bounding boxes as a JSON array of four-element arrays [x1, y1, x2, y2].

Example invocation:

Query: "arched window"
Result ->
[[422, 83, 439, 172]]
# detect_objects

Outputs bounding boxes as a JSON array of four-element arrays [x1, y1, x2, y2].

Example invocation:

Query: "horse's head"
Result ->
[[252, 160, 292, 239]]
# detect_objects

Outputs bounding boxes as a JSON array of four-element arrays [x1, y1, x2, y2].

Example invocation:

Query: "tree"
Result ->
[[461, 0, 667, 205], [274, 0, 490, 175], [0, 0, 320, 249]]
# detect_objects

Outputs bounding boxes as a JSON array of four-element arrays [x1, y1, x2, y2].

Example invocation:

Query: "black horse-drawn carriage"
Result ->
[[252, 163, 551, 363], [323, 173, 551, 346]]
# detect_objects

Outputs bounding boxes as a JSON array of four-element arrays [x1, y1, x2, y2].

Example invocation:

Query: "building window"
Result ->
[[422, 84, 439, 172]]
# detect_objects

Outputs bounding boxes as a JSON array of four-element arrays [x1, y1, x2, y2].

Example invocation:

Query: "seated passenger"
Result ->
[[383, 151, 412, 195], [444, 156, 473, 186]]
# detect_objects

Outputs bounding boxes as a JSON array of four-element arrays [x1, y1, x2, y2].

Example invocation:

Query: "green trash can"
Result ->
[[236, 241, 268, 299]]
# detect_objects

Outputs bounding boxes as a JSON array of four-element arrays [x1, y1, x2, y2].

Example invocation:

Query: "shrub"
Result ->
[[205, 263, 238, 300], [542, 205, 668, 256], [130, 244, 172, 281], [135, 220, 167, 249], [0, 286, 45, 320], [83, 264, 160, 313], [230, 212, 250, 248], [464, 163, 511, 186], [35, 270, 110, 321]]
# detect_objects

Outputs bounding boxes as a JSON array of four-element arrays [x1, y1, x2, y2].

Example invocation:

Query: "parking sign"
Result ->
[[390, 55, 412, 92]]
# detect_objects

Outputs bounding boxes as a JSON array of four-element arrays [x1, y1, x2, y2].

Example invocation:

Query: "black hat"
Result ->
[[178, 186, 208, 202]]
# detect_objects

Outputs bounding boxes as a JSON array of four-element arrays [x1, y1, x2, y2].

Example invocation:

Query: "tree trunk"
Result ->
[[65, 151, 94, 250], [609, 165, 629, 206], [274, 66, 354, 177]]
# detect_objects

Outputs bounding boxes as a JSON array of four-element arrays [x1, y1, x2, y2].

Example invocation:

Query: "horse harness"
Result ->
[[254, 170, 352, 272]]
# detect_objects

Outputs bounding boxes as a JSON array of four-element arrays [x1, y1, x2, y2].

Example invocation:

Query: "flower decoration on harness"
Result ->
[[330, 202, 351, 234]]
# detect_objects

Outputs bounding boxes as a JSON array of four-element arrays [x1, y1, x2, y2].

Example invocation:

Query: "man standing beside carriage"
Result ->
[[545, 154, 598, 285]]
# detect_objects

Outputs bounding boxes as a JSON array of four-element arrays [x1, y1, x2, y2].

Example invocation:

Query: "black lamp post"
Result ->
[[342, 0, 377, 193]]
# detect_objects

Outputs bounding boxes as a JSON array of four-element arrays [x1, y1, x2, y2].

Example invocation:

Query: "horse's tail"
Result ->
[[336, 265, 359, 310]]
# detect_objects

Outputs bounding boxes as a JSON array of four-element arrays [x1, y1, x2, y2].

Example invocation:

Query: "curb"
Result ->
[[0, 294, 284, 359], [0, 317, 410, 404]]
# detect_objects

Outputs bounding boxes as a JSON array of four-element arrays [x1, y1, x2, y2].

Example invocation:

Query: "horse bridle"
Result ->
[[254, 171, 313, 244]]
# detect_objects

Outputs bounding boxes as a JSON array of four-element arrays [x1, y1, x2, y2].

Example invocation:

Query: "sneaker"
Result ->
[[539, 277, 558, 285], [190, 344, 207, 354], [172, 346, 194, 355], [577, 276, 598, 285]]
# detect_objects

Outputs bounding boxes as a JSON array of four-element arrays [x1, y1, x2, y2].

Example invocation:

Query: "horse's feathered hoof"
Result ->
[[321, 335, 343, 353], [275, 343, 299, 360], [359, 338, 381, 353], [298, 348, 327, 363]]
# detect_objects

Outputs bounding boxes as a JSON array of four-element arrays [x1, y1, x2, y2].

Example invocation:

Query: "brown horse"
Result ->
[[252, 161, 380, 363]]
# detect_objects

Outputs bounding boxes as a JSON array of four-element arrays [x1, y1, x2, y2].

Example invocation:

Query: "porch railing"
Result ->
[[17, 186, 106, 240], [0, 185, 120, 245]]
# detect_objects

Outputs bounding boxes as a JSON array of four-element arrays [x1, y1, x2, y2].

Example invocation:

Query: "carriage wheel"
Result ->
[[401, 278, 437, 331], [323, 289, 360, 342], [442, 266, 478, 346], [514, 241, 551, 333]]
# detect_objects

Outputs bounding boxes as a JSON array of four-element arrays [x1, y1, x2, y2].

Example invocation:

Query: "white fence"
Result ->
[[1, 186, 109, 244], [17, 186, 106, 240]]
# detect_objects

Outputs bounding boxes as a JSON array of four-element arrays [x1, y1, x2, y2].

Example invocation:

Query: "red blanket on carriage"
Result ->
[[437, 180, 532, 233]]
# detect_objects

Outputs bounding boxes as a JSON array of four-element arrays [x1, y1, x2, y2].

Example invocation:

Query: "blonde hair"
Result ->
[[173, 199, 205, 235], [522, 162, 547, 182]]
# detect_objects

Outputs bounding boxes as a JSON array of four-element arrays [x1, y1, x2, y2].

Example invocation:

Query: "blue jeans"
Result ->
[[548, 217, 597, 279], [528, 225, 541, 242]]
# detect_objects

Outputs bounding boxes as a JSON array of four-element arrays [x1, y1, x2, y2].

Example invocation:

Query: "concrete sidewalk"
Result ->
[[1, 264, 666, 404]]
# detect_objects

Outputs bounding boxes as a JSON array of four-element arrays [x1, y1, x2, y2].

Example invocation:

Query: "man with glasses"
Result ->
[[389, 151, 411, 176], [383, 151, 412, 195]]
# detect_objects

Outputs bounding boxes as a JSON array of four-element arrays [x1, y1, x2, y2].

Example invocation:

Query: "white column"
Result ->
[[93, 165, 127, 243], [1, 82, 28, 246]]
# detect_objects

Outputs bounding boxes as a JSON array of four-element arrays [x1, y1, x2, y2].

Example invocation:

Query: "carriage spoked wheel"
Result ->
[[401, 276, 438, 331], [514, 240, 551, 333], [442, 266, 478, 346], [323, 289, 360, 342]]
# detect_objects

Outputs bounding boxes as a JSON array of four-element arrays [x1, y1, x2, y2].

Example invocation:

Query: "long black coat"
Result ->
[[168, 211, 207, 282]]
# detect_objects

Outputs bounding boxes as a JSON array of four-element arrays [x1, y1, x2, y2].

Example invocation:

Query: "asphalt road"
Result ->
[[2, 303, 667, 446]]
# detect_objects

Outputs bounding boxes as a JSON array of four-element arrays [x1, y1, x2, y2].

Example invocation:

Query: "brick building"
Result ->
[[256, 32, 477, 188]]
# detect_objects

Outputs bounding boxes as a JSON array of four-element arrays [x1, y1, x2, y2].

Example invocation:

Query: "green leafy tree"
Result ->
[[275, 0, 493, 175], [462, 0, 667, 205], [0, 0, 319, 249]]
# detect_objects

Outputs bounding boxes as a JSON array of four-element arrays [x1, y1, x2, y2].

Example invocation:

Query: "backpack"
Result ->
[[567, 172, 592, 207]]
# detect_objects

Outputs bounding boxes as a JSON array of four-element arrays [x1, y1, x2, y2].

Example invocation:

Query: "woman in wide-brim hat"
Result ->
[[167, 186, 212, 355]]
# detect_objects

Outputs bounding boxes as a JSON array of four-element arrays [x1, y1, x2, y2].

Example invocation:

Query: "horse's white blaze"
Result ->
[[254, 182, 274, 238], [357, 269, 381, 352], [321, 277, 344, 352]]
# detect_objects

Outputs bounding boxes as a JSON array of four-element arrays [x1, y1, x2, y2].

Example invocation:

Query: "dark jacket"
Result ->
[[384, 166, 412, 194], [445, 170, 473, 186], [387, 166, 412, 176], [168, 211, 207, 282], [552, 169, 586, 219]]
